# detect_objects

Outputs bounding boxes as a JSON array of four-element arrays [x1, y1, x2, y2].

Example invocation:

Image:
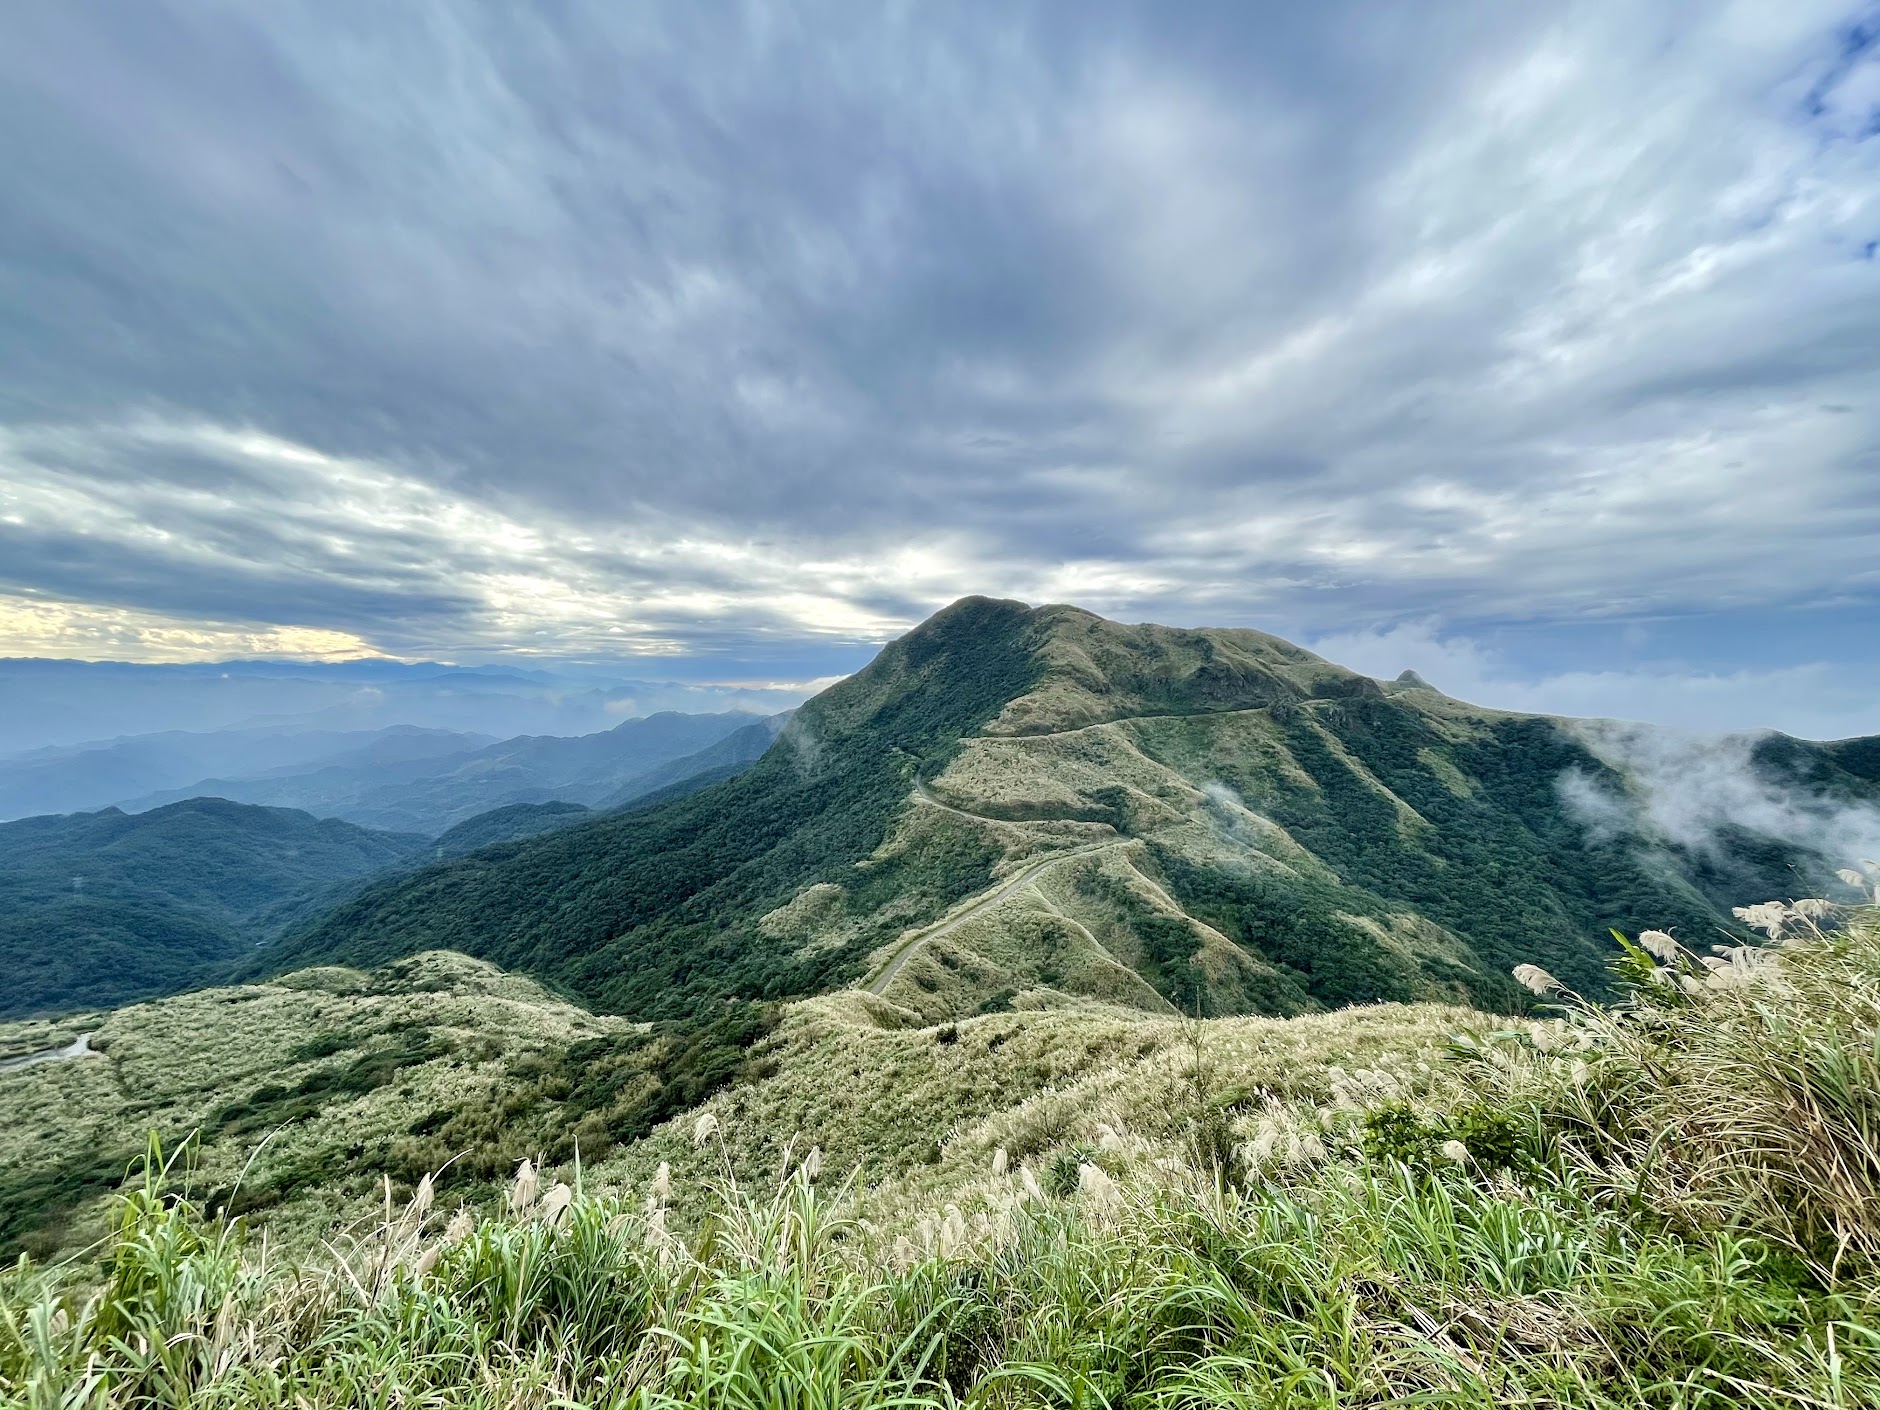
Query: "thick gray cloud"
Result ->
[[0, 1, 1876, 732]]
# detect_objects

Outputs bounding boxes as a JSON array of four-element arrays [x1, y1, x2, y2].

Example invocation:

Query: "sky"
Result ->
[[1, 1, 1877, 738]]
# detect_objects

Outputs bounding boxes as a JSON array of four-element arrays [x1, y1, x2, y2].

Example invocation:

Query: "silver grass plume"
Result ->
[[442, 1208, 474, 1247], [1638, 930, 1683, 964], [539, 1182, 574, 1227], [1733, 902, 1791, 939], [509, 1159, 540, 1214], [1512, 964, 1563, 996], [1077, 1162, 1122, 1208]]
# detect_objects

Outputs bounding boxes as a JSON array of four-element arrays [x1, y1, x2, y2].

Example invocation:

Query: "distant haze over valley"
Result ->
[[6, 597, 1875, 1024], [0, 709, 789, 833], [0, 657, 824, 757]]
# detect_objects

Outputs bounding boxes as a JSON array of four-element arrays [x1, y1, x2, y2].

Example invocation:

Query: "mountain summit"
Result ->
[[268, 598, 1876, 1021]]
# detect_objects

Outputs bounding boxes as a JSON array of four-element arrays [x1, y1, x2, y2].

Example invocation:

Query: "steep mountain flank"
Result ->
[[264, 598, 1049, 1016], [268, 599, 1876, 1022]]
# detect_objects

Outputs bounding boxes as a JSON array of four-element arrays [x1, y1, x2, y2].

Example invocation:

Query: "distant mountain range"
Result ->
[[0, 724, 497, 822], [0, 656, 821, 756], [112, 710, 786, 834], [267, 598, 1880, 1024], [0, 710, 791, 835], [0, 712, 794, 1017]]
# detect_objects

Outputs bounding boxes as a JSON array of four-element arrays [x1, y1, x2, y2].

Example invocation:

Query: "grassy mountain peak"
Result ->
[[988, 600, 1365, 736], [262, 597, 1876, 1030]]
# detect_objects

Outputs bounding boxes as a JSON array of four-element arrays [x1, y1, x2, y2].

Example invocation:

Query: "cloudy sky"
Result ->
[[1, 1, 1877, 735]]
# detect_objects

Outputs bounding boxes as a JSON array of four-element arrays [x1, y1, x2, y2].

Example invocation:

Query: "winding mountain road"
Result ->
[[862, 784, 1128, 996]]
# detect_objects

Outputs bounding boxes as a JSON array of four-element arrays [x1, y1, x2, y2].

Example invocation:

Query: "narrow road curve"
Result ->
[[863, 783, 1128, 996], [0, 1032, 98, 1072]]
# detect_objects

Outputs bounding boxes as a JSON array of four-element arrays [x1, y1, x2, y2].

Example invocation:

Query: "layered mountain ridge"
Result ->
[[107, 709, 780, 835], [0, 714, 797, 1019], [270, 597, 1878, 1022]]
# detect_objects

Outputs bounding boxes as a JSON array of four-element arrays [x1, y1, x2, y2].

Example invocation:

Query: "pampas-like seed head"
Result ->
[[1249, 1123, 1281, 1164], [1077, 1162, 1121, 1207], [936, 1207, 967, 1258], [1512, 964, 1562, 996], [650, 1161, 672, 1204], [509, 1159, 539, 1214], [802, 1145, 823, 1182], [1019, 1166, 1043, 1202], [540, 1182, 574, 1226], [442, 1207, 474, 1247], [693, 1112, 720, 1147], [991, 1146, 1009, 1178], [1733, 902, 1791, 939], [410, 1172, 435, 1219], [1639, 930, 1682, 964], [1440, 1139, 1471, 1165]]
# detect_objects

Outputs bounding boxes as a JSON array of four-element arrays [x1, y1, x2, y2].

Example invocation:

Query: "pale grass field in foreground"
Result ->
[[5, 878, 1880, 1407]]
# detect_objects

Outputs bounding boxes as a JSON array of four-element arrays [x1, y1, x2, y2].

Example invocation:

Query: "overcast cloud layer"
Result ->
[[1, 1, 1876, 735]]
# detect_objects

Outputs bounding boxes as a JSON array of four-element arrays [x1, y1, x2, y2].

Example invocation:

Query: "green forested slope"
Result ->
[[264, 598, 1048, 1017], [0, 798, 427, 1017], [266, 598, 1877, 1022], [430, 800, 595, 858]]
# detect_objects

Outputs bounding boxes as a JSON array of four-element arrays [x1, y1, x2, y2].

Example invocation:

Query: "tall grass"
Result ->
[[5, 903, 1880, 1408], [1471, 890, 1880, 1282]]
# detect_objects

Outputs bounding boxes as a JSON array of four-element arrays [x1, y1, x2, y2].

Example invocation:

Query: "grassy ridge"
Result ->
[[7, 895, 1879, 1407], [0, 953, 783, 1263], [263, 598, 1046, 1018], [259, 599, 1878, 1027]]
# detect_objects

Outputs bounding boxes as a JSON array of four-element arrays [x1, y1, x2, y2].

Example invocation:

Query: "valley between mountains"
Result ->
[[3, 596, 1876, 1261]]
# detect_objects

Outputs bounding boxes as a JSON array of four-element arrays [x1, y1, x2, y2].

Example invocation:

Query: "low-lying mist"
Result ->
[[1561, 721, 1880, 889]]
